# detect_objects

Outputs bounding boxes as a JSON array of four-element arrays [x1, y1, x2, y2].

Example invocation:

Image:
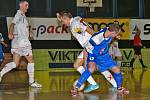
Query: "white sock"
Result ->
[[77, 66, 97, 85], [27, 63, 34, 84], [101, 71, 117, 88], [0, 62, 16, 77], [117, 61, 122, 67]]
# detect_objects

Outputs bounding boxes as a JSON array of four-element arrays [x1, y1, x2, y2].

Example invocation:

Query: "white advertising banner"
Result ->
[[7, 17, 150, 40], [130, 19, 150, 40], [7, 17, 71, 40]]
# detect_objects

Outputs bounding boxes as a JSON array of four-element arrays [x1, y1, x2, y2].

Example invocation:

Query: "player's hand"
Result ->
[[4, 43, 8, 47], [139, 43, 143, 47], [8, 33, 14, 40], [56, 13, 61, 21], [113, 44, 117, 48], [115, 35, 121, 40], [143, 46, 146, 48], [29, 31, 33, 38]]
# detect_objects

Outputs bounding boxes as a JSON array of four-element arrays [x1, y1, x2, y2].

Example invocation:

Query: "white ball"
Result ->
[[73, 80, 85, 91]]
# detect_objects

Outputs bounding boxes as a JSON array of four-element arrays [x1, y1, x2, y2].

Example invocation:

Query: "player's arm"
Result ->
[[0, 41, 8, 47], [139, 37, 143, 47], [8, 23, 15, 40], [28, 25, 34, 39], [74, 22, 94, 35], [8, 12, 21, 40], [80, 18, 95, 35], [139, 42, 143, 47], [85, 27, 95, 35]]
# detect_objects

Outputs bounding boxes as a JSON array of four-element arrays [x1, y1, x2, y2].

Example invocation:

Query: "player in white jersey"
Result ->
[[109, 39, 123, 66], [57, 12, 100, 92], [0, 0, 42, 88], [57, 11, 118, 94]]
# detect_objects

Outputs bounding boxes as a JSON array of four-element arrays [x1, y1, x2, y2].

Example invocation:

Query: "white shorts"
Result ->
[[11, 46, 33, 56], [77, 50, 84, 59], [109, 46, 122, 57]]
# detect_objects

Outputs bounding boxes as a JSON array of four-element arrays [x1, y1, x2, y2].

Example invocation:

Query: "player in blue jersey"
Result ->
[[57, 11, 128, 96], [73, 24, 129, 95], [0, 33, 8, 66]]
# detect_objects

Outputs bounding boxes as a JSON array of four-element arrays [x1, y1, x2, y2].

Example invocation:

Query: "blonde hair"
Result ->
[[108, 24, 121, 33]]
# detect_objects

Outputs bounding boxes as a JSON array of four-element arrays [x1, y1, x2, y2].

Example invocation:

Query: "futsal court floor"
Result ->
[[0, 68, 150, 100]]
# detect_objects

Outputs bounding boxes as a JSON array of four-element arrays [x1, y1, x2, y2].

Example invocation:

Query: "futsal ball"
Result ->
[[73, 80, 85, 91]]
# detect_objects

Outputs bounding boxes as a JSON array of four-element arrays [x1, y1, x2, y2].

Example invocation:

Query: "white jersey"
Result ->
[[11, 10, 31, 48], [70, 17, 93, 53], [0, 33, 4, 42]]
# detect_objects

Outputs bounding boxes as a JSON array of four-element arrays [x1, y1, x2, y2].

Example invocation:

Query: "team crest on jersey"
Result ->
[[74, 27, 82, 34], [100, 48, 105, 55]]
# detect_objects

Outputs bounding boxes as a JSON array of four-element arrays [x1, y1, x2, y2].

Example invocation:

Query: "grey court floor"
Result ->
[[0, 68, 150, 100]]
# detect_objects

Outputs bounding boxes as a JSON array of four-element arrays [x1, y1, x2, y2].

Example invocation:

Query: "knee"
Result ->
[[28, 59, 34, 63], [73, 63, 78, 69], [73, 60, 83, 69], [88, 66, 95, 73], [13, 61, 19, 67], [112, 66, 121, 73], [117, 57, 123, 61], [27, 56, 34, 63], [88, 62, 96, 73]]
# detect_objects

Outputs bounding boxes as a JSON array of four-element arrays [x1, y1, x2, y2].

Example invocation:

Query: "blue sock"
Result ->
[[113, 72, 123, 88], [76, 69, 91, 88]]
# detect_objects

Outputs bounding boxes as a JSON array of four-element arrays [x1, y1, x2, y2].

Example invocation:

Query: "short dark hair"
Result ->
[[113, 20, 119, 24], [59, 11, 72, 18], [19, 0, 28, 4], [108, 23, 121, 33]]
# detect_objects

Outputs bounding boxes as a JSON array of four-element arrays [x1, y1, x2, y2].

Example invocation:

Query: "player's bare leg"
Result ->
[[25, 55, 42, 88], [0, 52, 21, 82]]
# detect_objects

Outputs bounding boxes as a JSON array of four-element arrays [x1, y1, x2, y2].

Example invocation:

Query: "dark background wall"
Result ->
[[0, 0, 149, 18]]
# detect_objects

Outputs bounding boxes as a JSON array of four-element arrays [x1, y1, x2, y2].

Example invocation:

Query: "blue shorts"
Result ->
[[86, 52, 97, 70], [87, 52, 97, 63], [0, 52, 4, 61], [96, 54, 117, 72]]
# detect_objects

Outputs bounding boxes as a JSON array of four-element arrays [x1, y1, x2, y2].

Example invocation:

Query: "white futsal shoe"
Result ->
[[30, 81, 42, 88]]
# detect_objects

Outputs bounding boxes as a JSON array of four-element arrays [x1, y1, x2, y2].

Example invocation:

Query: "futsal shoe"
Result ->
[[84, 84, 99, 93], [109, 87, 117, 93], [30, 81, 42, 88], [29, 87, 42, 93], [71, 87, 78, 97], [117, 87, 129, 95]]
